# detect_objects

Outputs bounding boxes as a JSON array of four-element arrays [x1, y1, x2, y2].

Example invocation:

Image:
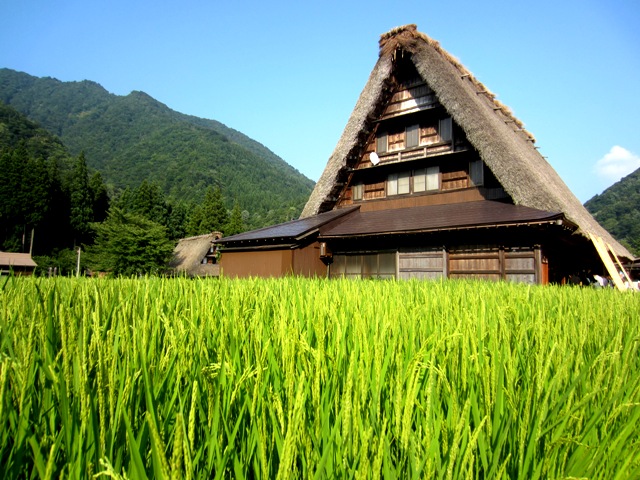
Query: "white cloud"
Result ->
[[594, 146, 640, 183]]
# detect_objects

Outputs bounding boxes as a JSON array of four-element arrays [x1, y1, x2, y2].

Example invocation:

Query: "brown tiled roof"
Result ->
[[319, 201, 567, 238], [216, 207, 357, 247]]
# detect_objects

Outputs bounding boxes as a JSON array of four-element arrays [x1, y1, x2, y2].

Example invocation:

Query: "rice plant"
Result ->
[[0, 275, 638, 478]]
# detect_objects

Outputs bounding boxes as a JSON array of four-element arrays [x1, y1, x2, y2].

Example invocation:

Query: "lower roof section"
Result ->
[[319, 200, 571, 238], [216, 200, 573, 251], [215, 207, 357, 250], [0, 252, 37, 267]]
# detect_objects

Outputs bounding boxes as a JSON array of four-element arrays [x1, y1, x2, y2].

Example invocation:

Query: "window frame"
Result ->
[[376, 131, 388, 154], [438, 117, 453, 143], [426, 166, 440, 191], [469, 160, 484, 186], [330, 252, 397, 279], [352, 182, 364, 201], [405, 124, 419, 148], [413, 168, 427, 193]]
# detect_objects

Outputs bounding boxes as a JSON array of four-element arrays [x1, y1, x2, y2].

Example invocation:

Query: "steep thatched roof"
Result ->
[[301, 24, 633, 260], [169, 232, 220, 276]]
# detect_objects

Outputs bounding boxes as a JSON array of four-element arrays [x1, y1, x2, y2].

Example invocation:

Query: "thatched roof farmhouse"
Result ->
[[215, 25, 633, 283]]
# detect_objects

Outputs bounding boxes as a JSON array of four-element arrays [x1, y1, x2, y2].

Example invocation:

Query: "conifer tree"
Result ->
[[131, 180, 167, 222], [225, 201, 245, 236], [69, 152, 93, 245], [187, 186, 228, 236], [89, 171, 110, 222]]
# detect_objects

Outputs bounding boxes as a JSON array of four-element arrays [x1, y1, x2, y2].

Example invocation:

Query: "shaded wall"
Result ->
[[219, 242, 326, 278]]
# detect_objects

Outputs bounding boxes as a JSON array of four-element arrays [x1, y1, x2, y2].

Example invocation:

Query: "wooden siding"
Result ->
[[448, 246, 538, 284], [398, 249, 446, 280], [356, 187, 506, 212], [220, 249, 293, 278], [219, 243, 326, 278], [292, 242, 328, 277], [441, 170, 469, 190], [381, 82, 438, 119], [364, 181, 386, 200], [449, 247, 502, 281], [326, 245, 542, 284]]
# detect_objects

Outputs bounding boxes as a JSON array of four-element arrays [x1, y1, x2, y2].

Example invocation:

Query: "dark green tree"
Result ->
[[69, 152, 93, 245], [0, 147, 54, 251], [86, 208, 175, 276], [89, 171, 110, 222], [225, 201, 245, 236], [24, 156, 52, 227], [186, 186, 229, 236], [165, 201, 188, 241], [0, 149, 24, 250], [131, 180, 168, 222]]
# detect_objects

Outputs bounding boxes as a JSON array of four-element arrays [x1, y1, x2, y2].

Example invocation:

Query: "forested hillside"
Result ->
[[0, 102, 109, 255], [0, 102, 254, 274], [0, 68, 314, 227], [585, 168, 640, 256]]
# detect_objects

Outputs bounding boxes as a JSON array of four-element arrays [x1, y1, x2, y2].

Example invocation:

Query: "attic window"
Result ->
[[376, 131, 388, 153], [439, 117, 452, 142], [470, 160, 484, 186]]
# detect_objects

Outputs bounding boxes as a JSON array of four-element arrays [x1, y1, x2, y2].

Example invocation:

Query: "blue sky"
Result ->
[[1, 0, 639, 202]]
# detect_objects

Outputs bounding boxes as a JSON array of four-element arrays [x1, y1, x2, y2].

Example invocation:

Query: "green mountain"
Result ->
[[0, 102, 107, 254], [0, 68, 314, 224], [585, 169, 640, 256]]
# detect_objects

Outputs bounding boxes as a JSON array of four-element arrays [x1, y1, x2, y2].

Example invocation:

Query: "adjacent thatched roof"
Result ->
[[301, 24, 633, 260], [169, 233, 220, 276]]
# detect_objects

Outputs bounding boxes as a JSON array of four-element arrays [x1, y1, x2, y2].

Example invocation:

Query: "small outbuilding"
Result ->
[[169, 232, 222, 277], [0, 252, 37, 276]]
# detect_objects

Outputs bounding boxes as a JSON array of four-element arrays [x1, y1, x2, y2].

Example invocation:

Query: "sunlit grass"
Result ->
[[0, 276, 639, 478]]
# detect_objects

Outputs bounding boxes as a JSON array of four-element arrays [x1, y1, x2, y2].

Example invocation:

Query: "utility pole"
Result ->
[[76, 247, 81, 277]]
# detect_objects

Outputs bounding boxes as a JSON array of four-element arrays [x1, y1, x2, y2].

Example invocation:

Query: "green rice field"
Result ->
[[1, 276, 639, 478]]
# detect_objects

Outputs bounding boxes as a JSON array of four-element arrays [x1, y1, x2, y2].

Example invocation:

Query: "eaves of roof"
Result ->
[[319, 201, 571, 239], [215, 206, 358, 249]]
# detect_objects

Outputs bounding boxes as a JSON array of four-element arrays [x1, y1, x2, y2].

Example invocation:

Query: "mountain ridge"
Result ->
[[585, 168, 640, 257], [0, 68, 314, 222]]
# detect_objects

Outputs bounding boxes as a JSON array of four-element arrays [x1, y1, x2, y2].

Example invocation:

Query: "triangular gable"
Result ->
[[301, 24, 633, 260]]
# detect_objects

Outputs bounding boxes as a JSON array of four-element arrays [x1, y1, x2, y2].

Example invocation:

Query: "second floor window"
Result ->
[[388, 172, 411, 195], [413, 167, 440, 192], [388, 168, 438, 196]]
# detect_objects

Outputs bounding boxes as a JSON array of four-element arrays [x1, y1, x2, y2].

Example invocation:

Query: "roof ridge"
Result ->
[[180, 231, 222, 241], [379, 24, 535, 143]]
